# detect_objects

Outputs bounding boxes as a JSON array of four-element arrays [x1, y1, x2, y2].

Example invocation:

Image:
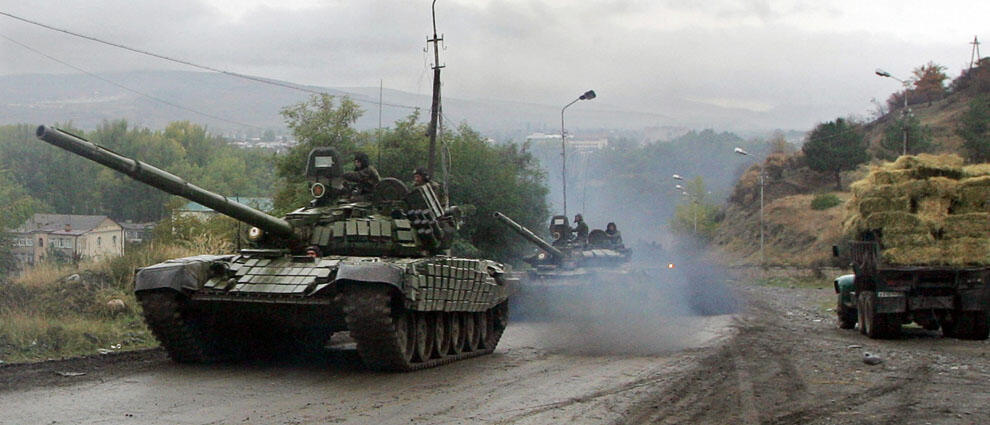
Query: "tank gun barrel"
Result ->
[[36, 125, 296, 240], [493, 211, 564, 259]]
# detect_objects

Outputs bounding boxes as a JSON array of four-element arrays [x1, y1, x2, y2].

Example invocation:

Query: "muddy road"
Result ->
[[3, 279, 990, 424]]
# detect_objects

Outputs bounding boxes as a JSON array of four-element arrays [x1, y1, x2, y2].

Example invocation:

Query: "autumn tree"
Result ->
[[912, 61, 949, 105], [802, 118, 869, 190]]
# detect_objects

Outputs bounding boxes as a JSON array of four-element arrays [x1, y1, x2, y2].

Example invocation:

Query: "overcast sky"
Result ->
[[0, 0, 986, 130]]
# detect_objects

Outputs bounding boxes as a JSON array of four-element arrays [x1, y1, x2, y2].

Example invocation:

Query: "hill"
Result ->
[[712, 62, 989, 267], [0, 70, 805, 137]]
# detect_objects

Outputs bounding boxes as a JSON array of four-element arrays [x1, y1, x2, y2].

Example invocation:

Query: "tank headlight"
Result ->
[[311, 182, 326, 198], [537, 252, 547, 260], [248, 227, 264, 241], [667, 263, 675, 269]]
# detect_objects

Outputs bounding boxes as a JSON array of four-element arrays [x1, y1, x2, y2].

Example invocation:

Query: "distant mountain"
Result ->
[[0, 70, 795, 137]]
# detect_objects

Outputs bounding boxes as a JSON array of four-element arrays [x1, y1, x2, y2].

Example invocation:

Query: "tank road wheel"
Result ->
[[433, 312, 450, 359], [342, 285, 419, 371], [414, 311, 434, 362], [475, 311, 490, 349], [137, 291, 223, 363], [484, 302, 509, 349], [464, 313, 480, 352], [448, 313, 464, 355]]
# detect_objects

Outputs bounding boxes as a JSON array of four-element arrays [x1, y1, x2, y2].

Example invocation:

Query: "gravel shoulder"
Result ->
[[622, 278, 990, 425]]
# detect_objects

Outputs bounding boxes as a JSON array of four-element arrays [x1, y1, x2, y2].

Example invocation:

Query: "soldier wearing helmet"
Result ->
[[342, 152, 381, 195], [412, 167, 442, 196], [571, 214, 589, 245]]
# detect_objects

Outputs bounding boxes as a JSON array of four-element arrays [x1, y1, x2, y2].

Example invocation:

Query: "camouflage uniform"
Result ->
[[571, 215, 589, 244], [343, 153, 381, 194]]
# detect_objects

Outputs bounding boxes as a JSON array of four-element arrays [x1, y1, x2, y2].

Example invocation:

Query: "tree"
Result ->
[[0, 170, 46, 277], [669, 177, 719, 241], [958, 94, 990, 162], [880, 114, 933, 158], [275, 94, 362, 212], [912, 61, 949, 106], [802, 118, 868, 190]]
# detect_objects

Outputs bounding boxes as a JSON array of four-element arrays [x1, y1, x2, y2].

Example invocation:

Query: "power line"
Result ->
[[0, 33, 264, 130], [0, 10, 420, 111]]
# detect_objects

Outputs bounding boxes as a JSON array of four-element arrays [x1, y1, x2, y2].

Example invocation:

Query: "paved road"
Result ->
[[0, 317, 733, 425]]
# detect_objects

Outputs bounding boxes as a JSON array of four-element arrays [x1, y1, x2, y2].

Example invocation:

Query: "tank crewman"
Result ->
[[412, 167, 442, 196], [342, 152, 381, 194], [605, 222, 623, 247], [571, 214, 589, 244]]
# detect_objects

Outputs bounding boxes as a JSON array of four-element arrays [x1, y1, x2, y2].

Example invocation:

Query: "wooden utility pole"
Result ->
[[970, 36, 982, 70], [426, 0, 444, 177]]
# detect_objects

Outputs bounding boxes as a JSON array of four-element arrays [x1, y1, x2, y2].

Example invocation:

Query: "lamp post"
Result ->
[[734, 147, 765, 266], [875, 68, 913, 156], [673, 174, 697, 233], [561, 89, 596, 217]]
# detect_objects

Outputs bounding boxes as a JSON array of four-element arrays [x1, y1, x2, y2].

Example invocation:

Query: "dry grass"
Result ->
[[0, 241, 209, 363]]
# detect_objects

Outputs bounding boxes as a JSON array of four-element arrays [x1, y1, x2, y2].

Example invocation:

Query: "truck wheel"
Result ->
[[948, 311, 990, 340], [836, 294, 857, 330], [860, 291, 900, 339]]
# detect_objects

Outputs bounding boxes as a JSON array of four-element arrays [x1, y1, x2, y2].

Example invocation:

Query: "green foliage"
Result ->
[[810, 193, 842, 210], [0, 169, 47, 278], [802, 118, 868, 189], [880, 114, 933, 158], [275, 94, 362, 212], [0, 121, 276, 223], [958, 94, 990, 162], [669, 177, 720, 241]]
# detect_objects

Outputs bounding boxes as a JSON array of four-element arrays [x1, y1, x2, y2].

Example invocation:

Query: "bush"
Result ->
[[810, 193, 842, 210]]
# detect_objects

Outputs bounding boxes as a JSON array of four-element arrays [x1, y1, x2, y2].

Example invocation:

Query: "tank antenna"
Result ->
[[426, 0, 444, 178]]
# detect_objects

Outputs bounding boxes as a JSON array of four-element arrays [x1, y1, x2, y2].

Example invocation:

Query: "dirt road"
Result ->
[[3, 279, 989, 425]]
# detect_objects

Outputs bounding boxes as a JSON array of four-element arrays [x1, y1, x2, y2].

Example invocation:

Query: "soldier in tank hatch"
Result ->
[[571, 214, 589, 244], [342, 152, 381, 195], [605, 222, 623, 247], [412, 167, 442, 195]]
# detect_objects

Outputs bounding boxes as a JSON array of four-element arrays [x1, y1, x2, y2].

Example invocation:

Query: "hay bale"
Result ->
[[882, 231, 936, 247], [897, 177, 960, 198], [858, 196, 910, 216], [940, 238, 990, 266], [916, 196, 953, 219], [862, 211, 928, 233], [943, 213, 990, 238], [871, 169, 914, 185], [891, 154, 966, 180], [964, 164, 990, 177], [881, 246, 944, 265]]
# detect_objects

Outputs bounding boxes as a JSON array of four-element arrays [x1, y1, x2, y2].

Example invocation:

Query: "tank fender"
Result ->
[[134, 255, 235, 294], [333, 262, 404, 291]]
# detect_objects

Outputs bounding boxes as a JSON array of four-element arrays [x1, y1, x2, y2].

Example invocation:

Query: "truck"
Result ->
[[833, 242, 990, 340]]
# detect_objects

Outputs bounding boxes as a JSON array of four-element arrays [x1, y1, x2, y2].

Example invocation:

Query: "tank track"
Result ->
[[137, 291, 225, 363], [342, 284, 507, 372]]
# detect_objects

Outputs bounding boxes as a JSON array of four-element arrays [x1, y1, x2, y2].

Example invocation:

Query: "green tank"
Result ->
[[36, 125, 515, 371], [494, 211, 634, 319]]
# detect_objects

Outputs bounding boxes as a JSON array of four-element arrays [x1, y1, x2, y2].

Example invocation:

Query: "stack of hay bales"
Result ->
[[845, 154, 990, 266]]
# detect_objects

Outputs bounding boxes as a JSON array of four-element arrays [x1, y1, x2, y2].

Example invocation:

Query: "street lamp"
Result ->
[[561, 89, 596, 217], [673, 174, 699, 233], [875, 68, 914, 156], [734, 147, 765, 266]]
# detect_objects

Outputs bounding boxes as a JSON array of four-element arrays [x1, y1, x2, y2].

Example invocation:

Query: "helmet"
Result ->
[[413, 167, 430, 181], [354, 152, 370, 169]]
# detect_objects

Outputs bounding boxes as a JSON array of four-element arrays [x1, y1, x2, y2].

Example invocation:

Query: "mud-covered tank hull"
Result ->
[[509, 267, 647, 321], [136, 253, 516, 371]]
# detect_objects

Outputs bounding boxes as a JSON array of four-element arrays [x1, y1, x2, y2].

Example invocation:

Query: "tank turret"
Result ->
[[36, 125, 461, 257], [495, 211, 631, 271]]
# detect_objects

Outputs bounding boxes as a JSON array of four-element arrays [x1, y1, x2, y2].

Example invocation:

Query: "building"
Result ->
[[525, 133, 609, 152], [176, 197, 273, 221], [9, 214, 125, 267], [120, 220, 156, 244]]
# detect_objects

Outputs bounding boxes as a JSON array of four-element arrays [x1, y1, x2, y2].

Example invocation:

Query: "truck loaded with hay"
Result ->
[[834, 154, 990, 340]]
